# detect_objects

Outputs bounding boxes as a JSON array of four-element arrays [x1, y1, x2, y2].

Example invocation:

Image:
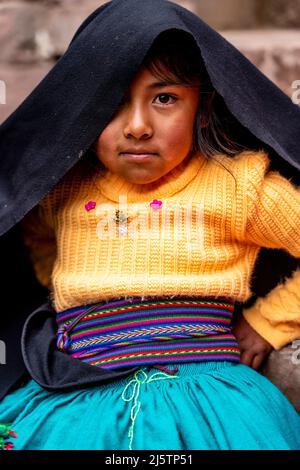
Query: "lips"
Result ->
[[120, 149, 157, 155], [120, 153, 156, 162], [119, 149, 158, 162]]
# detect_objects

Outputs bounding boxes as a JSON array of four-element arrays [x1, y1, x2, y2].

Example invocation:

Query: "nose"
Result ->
[[123, 103, 153, 140]]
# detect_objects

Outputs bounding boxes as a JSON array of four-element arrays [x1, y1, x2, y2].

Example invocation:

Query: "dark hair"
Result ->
[[143, 29, 261, 160]]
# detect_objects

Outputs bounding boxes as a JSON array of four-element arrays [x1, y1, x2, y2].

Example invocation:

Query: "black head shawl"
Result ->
[[0, 0, 299, 398]]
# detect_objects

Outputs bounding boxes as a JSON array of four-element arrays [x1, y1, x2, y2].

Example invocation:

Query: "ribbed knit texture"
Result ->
[[56, 296, 240, 368], [243, 268, 300, 348], [21, 149, 300, 348]]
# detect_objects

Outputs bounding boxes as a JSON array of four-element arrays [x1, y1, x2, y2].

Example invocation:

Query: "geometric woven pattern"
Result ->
[[56, 296, 240, 369]]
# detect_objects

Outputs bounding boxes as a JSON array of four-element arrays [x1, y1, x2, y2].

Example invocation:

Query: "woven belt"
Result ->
[[56, 296, 240, 369]]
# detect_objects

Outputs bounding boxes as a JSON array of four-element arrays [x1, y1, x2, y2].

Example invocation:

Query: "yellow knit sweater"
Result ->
[[21, 149, 300, 349]]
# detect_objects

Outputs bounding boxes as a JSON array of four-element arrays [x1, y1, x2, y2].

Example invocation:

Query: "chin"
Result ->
[[136, 175, 163, 185], [124, 171, 162, 185]]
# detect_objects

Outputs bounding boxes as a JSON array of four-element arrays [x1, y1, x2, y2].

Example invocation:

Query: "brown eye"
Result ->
[[154, 94, 177, 105]]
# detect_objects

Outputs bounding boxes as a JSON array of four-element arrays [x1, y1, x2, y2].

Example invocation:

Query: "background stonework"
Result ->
[[260, 0, 300, 28]]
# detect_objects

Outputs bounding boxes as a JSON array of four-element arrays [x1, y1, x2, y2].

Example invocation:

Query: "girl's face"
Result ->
[[95, 65, 200, 184]]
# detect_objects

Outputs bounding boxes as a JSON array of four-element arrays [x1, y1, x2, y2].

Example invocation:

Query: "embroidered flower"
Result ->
[[0, 423, 18, 451], [150, 199, 163, 210], [85, 201, 97, 211]]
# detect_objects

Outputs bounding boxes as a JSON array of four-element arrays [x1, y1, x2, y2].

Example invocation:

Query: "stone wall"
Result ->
[[0, 0, 300, 122], [260, 0, 300, 28], [196, 0, 258, 30], [194, 0, 300, 29]]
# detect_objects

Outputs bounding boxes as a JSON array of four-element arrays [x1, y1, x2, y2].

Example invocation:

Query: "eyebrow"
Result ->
[[147, 80, 198, 89], [147, 80, 185, 89]]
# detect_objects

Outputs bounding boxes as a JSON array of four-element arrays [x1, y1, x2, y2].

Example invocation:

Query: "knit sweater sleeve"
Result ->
[[242, 152, 300, 349], [243, 270, 300, 349], [20, 196, 57, 291]]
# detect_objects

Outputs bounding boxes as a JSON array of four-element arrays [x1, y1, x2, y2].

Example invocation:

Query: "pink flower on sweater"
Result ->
[[85, 201, 97, 211], [150, 199, 163, 210]]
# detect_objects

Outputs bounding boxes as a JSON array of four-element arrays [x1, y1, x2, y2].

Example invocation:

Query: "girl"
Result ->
[[0, 0, 300, 451]]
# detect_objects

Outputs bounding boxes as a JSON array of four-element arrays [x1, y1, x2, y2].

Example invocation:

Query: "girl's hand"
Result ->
[[232, 315, 274, 370]]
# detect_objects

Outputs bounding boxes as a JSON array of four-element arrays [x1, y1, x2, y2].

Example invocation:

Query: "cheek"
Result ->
[[97, 125, 116, 152], [161, 117, 194, 152]]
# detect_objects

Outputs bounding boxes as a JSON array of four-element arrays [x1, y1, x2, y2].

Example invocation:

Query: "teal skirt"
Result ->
[[0, 361, 300, 450]]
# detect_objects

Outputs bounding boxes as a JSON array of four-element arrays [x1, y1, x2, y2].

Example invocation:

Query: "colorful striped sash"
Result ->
[[56, 296, 240, 369]]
